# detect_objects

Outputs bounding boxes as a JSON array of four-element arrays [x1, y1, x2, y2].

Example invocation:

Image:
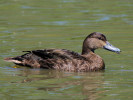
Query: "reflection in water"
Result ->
[[15, 68, 105, 100]]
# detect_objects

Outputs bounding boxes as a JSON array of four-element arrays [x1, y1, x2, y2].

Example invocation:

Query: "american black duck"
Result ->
[[4, 32, 120, 72]]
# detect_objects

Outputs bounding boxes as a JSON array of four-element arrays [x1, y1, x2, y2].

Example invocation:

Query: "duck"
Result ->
[[4, 32, 120, 72]]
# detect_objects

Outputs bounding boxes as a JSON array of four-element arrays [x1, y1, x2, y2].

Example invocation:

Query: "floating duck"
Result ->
[[4, 32, 120, 72]]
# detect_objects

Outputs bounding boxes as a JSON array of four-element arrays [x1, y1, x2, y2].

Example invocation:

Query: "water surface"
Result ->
[[0, 0, 133, 100]]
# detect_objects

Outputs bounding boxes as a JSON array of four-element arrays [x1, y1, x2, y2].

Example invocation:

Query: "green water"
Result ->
[[0, 0, 133, 100]]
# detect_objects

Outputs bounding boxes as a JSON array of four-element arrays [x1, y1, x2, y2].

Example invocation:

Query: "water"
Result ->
[[0, 0, 133, 100]]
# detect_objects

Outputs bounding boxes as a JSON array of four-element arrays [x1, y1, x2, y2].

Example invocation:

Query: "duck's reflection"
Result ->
[[15, 66, 105, 100]]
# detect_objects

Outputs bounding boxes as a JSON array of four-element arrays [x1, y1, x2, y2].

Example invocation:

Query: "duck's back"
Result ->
[[5, 49, 104, 71], [5, 49, 86, 71]]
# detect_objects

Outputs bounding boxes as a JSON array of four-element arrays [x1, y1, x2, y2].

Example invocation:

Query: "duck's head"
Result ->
[[82, 32, 121, 54]]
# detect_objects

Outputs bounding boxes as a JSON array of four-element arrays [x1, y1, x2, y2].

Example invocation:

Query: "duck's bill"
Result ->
[[103, 41, 121, 54]]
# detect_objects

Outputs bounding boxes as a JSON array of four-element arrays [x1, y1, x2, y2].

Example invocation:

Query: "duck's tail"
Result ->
[[4, 57, 22, 64]]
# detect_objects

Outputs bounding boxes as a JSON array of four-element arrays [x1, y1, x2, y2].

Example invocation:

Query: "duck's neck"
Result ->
[[82, 46, 95, 55]]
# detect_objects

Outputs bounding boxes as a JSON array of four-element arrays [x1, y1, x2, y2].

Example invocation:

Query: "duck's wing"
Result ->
[[25, 49, 86, 60], [4, 49, 86, 69], [22, 49, 72, 60]]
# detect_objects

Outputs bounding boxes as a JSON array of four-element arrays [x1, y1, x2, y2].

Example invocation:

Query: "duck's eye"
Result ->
[[98, 37, 102, 40]]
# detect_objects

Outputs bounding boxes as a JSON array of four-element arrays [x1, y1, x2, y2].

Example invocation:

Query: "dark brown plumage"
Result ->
[[4, 32, 121, 72]]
